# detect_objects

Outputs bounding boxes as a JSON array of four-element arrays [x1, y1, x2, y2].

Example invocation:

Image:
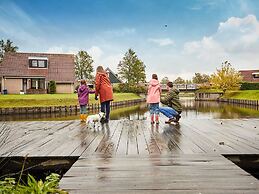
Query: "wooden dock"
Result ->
[[1, 118, 259, 193]]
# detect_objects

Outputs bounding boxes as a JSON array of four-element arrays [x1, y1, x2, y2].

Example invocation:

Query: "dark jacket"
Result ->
[[160, 88, 182, 113]]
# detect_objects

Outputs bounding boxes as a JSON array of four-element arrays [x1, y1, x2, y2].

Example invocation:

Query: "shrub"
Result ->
[[48, 80, 56, 94], [0, 173, 67, 194], [112, 83, 121, 93], [240, 82, 259, 90], [114, 83, 147, 94]]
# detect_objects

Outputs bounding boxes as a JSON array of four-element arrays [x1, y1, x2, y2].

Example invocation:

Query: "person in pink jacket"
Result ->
[[146, 74, 161, 124]]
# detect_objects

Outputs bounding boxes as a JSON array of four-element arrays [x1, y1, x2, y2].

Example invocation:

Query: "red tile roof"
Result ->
[[239, 70, 259, 83], [0, 52, 75, 82]]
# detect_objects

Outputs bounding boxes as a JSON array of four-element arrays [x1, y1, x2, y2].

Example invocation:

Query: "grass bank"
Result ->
[[196, 89, 259, 100], [196, 89, 223, 93], [223, 90, 259, 100], [0, 93, 142, 108]]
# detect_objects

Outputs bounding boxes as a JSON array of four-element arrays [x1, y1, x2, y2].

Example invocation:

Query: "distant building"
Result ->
[[105, 67, 123, 84], [161, 83, 197, 91], [239, 70, 259, 83], [0, 52, 75, 94]]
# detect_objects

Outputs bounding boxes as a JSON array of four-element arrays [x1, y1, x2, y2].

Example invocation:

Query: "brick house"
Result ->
[[239, 70, 259, 83], [0, 52, 75, 94]]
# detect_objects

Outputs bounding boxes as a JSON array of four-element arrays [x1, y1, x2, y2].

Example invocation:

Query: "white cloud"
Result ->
[[218, 15, 259, 48], [188, 0, 224, 11], [46, 46, 64, 54], [183, 15, 259, 71], [105, 28, 136, 36], [87, 46, 103, 63], [148, 38, 174, 46], [92, 53, 123, 73], [46, 46, 78, 54], [0, 2, 44, 47], [102, 54, 123, 68]]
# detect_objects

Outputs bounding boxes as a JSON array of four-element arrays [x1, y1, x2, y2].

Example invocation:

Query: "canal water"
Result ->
[[0, 97, 258, 121], [1, 98, 259, 182]]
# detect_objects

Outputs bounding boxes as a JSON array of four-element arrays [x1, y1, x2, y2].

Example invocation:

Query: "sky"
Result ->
[[1, 0, 259, 81]]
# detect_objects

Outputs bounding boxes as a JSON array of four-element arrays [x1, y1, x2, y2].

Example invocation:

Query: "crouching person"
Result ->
[[78, 80, 95, 122], [159, 81, 182, 123]]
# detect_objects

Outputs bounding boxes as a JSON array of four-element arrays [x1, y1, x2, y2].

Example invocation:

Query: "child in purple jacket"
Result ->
[[78, 80, 95, 122]]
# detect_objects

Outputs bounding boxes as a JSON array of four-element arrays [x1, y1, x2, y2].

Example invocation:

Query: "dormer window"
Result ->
[[252, 72, 259, 78], [28, 57, 48, 68]]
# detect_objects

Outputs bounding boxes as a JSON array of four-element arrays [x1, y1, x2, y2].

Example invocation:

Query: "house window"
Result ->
[[31, 79, 45, 89], [38, 79, 45, 89], [29, 59, 48, 68], [252, 73, 259, 78], [31, 79, 37, 89], [32, 60, 38, 67], [38, 60, 46, 68]]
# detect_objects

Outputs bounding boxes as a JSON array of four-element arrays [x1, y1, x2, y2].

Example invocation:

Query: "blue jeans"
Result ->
[[80, 105, 87, 114], [101, 101, 111, 120], [159, 107, 179, 119], [149, 103, 159, 115]]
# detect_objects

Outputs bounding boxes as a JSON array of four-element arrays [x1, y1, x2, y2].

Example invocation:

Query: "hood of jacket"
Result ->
[[149, 79, 159, 86], [96, 71, 108, 77], [79, 84, 87, 92]]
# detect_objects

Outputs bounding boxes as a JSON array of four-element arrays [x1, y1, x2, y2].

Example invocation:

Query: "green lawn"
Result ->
[[222, 90, 259, 100], [196, 89, 259, 100], [0, 93, 142, 108]]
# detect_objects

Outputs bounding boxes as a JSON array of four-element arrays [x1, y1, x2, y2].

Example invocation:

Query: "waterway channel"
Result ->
[[1, 97, 258, 121]]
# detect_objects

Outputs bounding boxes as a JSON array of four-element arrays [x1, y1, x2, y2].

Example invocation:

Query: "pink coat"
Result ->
[[146, 79, 161, 104]]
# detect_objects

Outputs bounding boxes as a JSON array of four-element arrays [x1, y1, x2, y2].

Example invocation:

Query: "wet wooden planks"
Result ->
[[1, 119, 259, 193], [1, 119, 259, 157], [0, 121, 78, 156], [60, 154, 259, 194]]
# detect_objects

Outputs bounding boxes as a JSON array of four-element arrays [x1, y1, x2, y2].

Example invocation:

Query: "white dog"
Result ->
[[86, 112, 105, 130]]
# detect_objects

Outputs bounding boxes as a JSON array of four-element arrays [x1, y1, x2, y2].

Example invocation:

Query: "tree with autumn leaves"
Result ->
[[210, 61, 242, 93]]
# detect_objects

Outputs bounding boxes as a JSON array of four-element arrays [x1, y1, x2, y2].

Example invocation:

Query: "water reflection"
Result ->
[[181, 97, 259, 119], [160, 124, 181, 153], [0, 98, 258, 121]]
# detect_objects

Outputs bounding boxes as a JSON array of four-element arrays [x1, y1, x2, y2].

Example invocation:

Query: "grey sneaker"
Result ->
[[175, 115, 181, 122], [165, 118, 175, 124]]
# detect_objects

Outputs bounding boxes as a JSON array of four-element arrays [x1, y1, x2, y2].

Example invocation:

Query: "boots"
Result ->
[[83, 114, 88, 122], [80, 114, 87, 122], [151, 114, 155, 124], [80, 114, 84, 122], [155, 115, 159, 125]]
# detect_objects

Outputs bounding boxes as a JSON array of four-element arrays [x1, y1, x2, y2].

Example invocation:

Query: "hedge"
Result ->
[[113, 83, 147, 94], [48, 80, 56, 94], [240, 82, 259, 90]]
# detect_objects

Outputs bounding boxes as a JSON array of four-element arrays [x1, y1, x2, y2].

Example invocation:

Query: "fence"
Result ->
[[0, 98, 145, 115], [218, 98, 259, 107]]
